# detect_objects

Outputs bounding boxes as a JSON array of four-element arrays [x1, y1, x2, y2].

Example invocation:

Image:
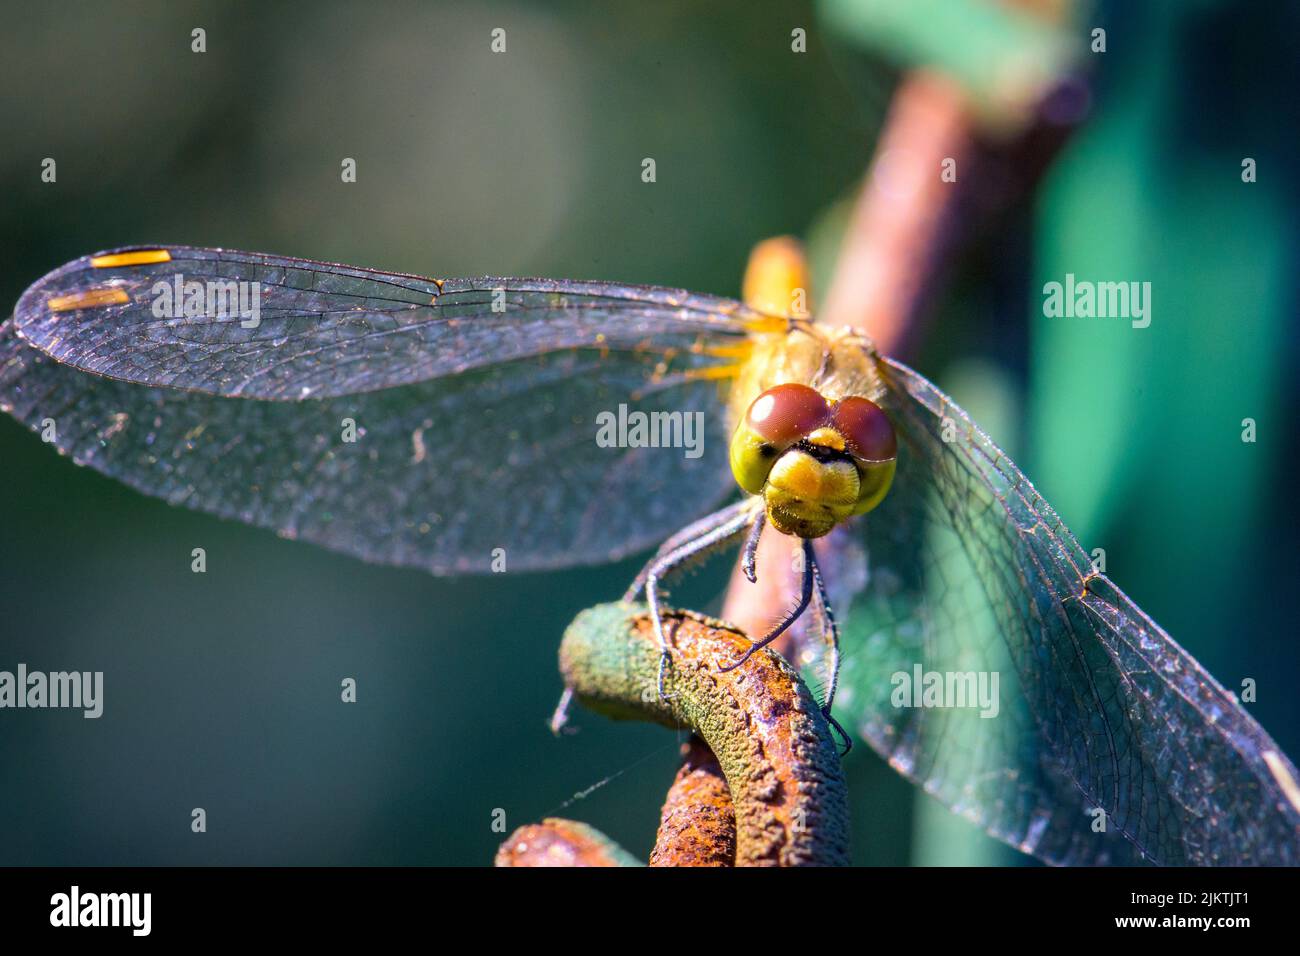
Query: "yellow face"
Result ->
[[729, 383, 897, 538]]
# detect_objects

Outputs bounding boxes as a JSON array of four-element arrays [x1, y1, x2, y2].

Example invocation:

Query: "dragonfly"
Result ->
[[2, 244, 1298, 866]]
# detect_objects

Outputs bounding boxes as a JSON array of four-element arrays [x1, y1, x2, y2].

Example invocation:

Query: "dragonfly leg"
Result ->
[[822, 710, 853, 756], [550, 502, 756, 729], [719, 538, 815, 674], [741, 510, 766, 584], [807, 546, 851, 756], [623, 499, 757, 601], [640, 506, 758, 702]]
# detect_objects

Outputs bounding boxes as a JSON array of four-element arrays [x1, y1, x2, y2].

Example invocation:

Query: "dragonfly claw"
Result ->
[[656, 649, 678, 703], [822, 707, 852, 757]]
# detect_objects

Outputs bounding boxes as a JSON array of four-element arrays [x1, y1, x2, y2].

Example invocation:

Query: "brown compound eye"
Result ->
[[831, 396, 896, 462], [745, 383, 831, 447]]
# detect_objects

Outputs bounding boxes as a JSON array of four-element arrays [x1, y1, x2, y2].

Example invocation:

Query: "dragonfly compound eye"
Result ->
[[830, 396, 897, 516], [831, 397, 897, 463], [746, 383, 830, 444], [730, 383, 830, 494]]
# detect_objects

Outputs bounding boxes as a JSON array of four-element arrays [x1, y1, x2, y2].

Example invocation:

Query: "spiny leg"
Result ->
[[552, 500, 757, 734], [822, 709, 853, 757], [623, 498, 757, 601], [807, 546, 840, 711], [719, 537, 815, 674], [644, 506, 758, 700], [807, 547, 851, 756], [741, 510, 766, 584]]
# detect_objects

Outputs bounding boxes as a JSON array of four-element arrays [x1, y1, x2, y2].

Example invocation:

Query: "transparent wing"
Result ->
[[833, 355, 1300, 865], [14, 246, 759, 399], [0, 247, 758, 573]]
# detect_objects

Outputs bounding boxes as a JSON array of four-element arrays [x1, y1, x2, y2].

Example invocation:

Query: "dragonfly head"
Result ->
[[730, 383, 897, 539]]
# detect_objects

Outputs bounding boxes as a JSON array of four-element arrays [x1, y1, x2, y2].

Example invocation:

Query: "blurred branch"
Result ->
[[817, 69, 974, 356], [818, 0, 1078, 132]]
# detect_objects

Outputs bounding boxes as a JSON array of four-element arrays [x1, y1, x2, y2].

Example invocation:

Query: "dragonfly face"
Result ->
[[3, 245, 1298, 866], [729, 382, 897, 538]]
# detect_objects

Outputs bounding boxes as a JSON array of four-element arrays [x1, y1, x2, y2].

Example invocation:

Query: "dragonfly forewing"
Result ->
[[14, 246, 761, 400], [2, 246, 762, 573]]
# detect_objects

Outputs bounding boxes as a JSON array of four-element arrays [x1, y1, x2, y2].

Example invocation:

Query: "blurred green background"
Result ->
[[0, 0, 1296, 865]]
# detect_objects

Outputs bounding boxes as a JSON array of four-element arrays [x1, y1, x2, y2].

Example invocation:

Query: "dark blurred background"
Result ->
[[0, 0, 1296, 865]]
